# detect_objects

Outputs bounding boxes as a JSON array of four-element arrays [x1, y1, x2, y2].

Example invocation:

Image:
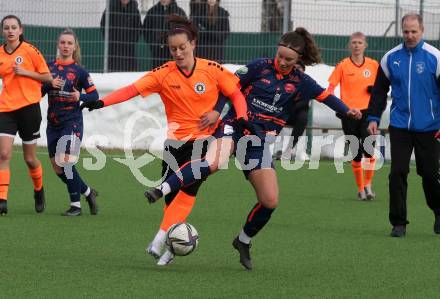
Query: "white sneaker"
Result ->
[[157, 249, 174, 266], [146, 243, 161, 260]]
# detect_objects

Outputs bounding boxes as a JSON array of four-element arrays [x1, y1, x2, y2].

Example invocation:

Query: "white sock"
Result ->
[[71, 201, 81, 208], [83, 187, 91, 197], [238, 229, 252, 244], [159, 183, 171, 196], [152, 229, 167, 248]]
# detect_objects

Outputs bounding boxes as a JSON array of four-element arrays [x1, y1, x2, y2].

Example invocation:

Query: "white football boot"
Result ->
[[146, 242, 162, 260], [157, 249, 174, 266]]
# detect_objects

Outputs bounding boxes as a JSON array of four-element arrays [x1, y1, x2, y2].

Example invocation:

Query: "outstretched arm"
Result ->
[[80, 84, 140, 111]]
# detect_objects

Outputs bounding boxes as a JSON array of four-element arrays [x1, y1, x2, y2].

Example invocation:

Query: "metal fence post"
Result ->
[[395, 0, 400, 37], [283, 0, 292, 34], [103, 0, 110, 73]]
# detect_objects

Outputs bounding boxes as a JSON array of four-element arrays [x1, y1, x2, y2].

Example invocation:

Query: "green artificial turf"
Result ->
[[2, 148, 440, 298]]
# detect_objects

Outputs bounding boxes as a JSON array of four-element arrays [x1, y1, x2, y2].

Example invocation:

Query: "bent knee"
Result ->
[[0, 149, 12, 162], [260, 194, 278, 209]]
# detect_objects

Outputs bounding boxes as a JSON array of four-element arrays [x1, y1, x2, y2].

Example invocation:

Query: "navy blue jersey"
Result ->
[[43, 59, 98, 126], [224, 58, 332, 134]]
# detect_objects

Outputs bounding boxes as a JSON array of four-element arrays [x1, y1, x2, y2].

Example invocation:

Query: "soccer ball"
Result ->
[[165, 222, 199, 256]]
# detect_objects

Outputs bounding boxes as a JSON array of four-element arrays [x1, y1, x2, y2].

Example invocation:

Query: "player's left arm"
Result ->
[[76, 71, 99, 103], [303, 74, 360, 119]]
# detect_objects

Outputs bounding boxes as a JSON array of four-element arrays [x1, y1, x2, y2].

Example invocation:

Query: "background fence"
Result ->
[[1, 0, 440, 72]]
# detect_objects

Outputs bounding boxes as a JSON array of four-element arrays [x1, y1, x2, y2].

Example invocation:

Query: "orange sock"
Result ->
[[351, 160, 364, 192], [160, 191, 196, 231], [364, 156, 376, 187], [28, 164, 43, 191], [0, 169, 10, 200]]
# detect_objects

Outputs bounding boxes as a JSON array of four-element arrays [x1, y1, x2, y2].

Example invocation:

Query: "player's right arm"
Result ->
[[366, 65, 390, 134], [80, 69, 161, 111], [327, 61, 343, 94]]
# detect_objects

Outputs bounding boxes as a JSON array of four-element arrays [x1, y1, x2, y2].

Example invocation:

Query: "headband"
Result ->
[[278, 43, 303, 56], [168, 27, 193, 40]]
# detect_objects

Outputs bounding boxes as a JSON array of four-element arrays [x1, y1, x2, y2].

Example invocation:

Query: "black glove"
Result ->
[[367, 85, 373, 94], [80, 100, 104, 111], [235, 117, 257, 136]]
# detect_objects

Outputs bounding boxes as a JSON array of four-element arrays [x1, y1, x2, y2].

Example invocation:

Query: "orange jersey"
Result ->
[[133, 58, 239, 140], [328, 57, 378, 110], [0, 41, 49, 112]]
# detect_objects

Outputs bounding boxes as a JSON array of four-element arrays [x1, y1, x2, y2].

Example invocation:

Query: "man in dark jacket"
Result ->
[[101, 0, 142, 72], [191, 0, 230, 63], [143, 0, 186, 68]]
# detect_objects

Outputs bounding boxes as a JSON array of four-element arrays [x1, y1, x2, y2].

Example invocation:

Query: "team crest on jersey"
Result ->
[[15, 56, 24, 64], [416, 62, 425, 74], [194, 82, 206, 94], [284, 83, 295, 93], [363, 69, 372, 78], [236, 66, 248, 75], [66, 72, 76, 81]]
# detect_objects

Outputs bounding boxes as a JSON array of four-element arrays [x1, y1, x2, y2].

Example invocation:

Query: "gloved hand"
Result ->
[[80, 100, 104, 111], [235, 117, 257, 136]]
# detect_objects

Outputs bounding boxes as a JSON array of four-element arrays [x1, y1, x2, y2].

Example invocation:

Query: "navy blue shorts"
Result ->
[[214, 121, 274, 179], [47, 122, 83, 158]]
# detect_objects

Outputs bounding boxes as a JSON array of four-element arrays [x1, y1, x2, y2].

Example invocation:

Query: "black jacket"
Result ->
[[192, 5, 230, 46], [143, 1, 187, 45], [100, 0, 142, 44]]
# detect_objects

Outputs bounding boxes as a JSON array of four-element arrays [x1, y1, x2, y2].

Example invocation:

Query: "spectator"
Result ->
[[100, 0, 142, 72], [191, 0, 230, 62], [367, 13, 440, 237], [143, 0, 186, 68]]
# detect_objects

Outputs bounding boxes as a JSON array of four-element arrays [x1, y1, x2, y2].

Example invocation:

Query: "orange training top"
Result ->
[[0, 41, 49, 112], [328, 57, 378, 110], [133, 58, 239, 140]]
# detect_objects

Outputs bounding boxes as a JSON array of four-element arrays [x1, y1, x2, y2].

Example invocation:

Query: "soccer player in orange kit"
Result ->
[[0, 15, 52, 215], [327, 32, 379, 201], [80, 15, 249, 265]]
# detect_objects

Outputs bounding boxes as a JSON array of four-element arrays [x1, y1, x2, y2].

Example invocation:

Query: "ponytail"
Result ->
[[279, 27, 321, 65]]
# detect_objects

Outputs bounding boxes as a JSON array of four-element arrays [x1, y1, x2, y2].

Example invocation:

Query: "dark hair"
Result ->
[[58, 28, 82, 64], [278, 27, 321, 65], [167, 14, 199, 42], [1, 15, 24, 42]]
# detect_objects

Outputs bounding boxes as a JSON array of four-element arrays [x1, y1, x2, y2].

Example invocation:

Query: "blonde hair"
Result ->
[[349, 31, 368, 47], [57, 28, 82, 64]]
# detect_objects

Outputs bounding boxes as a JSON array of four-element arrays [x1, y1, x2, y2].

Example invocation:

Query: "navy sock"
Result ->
[[243, 203, 275, 238], [58, 167, 88, 197], [165, 158, 211, 193], [56, 172, 68, 184], [72, 166, 88, 194]]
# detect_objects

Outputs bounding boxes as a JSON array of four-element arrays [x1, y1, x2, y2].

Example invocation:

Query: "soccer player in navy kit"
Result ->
[[145, 28, 362, 269], [43, 29, 99, 216]]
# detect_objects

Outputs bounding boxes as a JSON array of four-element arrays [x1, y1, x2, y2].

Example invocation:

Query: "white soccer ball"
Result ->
[[165, 222, 199, 256]]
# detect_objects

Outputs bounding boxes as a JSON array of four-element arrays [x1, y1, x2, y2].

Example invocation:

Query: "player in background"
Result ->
[[272, 60, 310, 161], [327, 32, 379, 200], [80, 15, 249, 265], [144, 28, 362, 269], [0, 15, 53, 215], [42, 29, 99, 216]]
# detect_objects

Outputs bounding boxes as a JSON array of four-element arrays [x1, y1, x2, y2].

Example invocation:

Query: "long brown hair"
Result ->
[[57, 28, 82, 64], [279, 27, 321, 65]]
